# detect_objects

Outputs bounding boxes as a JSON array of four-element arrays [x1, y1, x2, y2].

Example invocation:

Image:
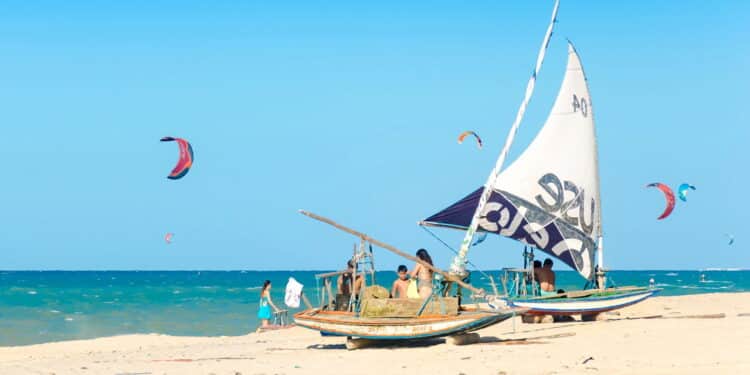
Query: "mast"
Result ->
[[596, 237, 605, 289], [450, 0, 560, 276], [573, 38, 605, 288]]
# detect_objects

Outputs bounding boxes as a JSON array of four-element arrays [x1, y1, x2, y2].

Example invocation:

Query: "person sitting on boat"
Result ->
[[410, 249, 434, 298], [391, 265, 410, 299], [337, 259, 363, 296], [256, 280, 281, 332], [537, 258, 557, 297], [529, 260, 542, 282]]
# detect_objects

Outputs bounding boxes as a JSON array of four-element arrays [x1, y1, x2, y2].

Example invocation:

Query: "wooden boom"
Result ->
[[299, 210, 485, 296]]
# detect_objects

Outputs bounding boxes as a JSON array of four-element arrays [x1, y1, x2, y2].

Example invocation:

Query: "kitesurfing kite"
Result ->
[[471, 232, 488, 247], [160, 137, 194, 180], [677, 183, 696, 202], [457, 131, 483, 149], [165, 233, 174, 244], [726, 234, 735, 246], [646, 183, 676, 220]]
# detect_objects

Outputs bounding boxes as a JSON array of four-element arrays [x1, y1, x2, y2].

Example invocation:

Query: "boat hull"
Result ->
[[293, 309, 522, 340], [497, 288, 660, 315]]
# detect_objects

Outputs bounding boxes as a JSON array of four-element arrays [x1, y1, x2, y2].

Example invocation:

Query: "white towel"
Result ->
[[284, 277, 304, 308]]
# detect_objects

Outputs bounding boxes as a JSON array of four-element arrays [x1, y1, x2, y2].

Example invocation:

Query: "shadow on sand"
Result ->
[[307, 338, 446, 350], [306, 331, 578, 350]]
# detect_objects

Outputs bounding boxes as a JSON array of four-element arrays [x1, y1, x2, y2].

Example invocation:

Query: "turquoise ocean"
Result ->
[[1, 270, 748, 346]]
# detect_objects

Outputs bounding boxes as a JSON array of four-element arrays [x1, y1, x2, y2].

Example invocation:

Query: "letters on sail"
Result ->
[[422, 43, 601, 280]]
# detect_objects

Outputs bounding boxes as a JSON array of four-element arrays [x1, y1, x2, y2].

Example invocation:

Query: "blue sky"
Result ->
[[0, 1, 748, 271]]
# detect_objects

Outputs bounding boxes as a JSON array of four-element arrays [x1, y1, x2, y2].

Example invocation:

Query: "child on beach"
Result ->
[[390, 265, 410, 298], [256, 280, 281, 332], [410, 249, 434, 298]]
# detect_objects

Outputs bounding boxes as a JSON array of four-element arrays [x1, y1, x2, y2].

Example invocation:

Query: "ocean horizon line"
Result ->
[[1, 268, 747, 272]]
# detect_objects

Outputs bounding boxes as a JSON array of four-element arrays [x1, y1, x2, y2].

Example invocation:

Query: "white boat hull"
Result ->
[[495, 289, 659, 315]]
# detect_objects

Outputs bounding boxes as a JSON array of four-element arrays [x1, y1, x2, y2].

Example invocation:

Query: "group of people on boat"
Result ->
[[389, 249, 435, 299], [336, 248, 435, 300]]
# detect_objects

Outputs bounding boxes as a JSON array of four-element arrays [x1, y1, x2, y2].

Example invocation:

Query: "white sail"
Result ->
[[489, 42, 600, 278], [423, 43, 601, 279]]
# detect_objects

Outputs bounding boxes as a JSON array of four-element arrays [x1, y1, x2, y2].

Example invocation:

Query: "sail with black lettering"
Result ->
[[421, 43, 601, 280]]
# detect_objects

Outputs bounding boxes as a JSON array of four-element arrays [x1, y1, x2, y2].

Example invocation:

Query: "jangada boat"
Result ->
[[294, 307, 515, 341], [294, 211, 525, 348], [419, 0, 659, 321]]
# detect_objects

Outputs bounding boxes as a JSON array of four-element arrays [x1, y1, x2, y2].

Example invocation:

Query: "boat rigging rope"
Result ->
[[420, 226, 494, 281]]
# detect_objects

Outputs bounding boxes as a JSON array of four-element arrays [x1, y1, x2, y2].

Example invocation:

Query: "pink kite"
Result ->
[[646, 183, 675, 220], [160, 137, 194, 180]]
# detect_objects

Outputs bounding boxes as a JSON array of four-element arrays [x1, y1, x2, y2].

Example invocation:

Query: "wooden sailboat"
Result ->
[[419, 0, 659, 320], [294, 308, 514, 341], [294, 211, 525, 346]]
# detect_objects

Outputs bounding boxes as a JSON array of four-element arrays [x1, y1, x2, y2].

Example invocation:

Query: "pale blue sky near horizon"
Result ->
[[0, 1, 748, 272]]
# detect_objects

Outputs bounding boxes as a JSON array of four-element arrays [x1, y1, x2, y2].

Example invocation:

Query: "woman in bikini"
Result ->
[[410, 248, 434, 298]]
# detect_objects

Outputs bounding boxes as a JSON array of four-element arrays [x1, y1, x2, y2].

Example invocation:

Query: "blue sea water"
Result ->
[[0, 270, 747, 346]]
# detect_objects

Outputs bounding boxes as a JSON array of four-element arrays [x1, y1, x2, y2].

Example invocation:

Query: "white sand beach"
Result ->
[[1, 293, 748, 375]]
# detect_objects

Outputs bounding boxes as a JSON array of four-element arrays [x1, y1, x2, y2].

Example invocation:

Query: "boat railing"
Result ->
[[313, 240, 377, 313], [314, 270, 348, 312], [501, 267, 540, 298], [315, 270, 349, 279]]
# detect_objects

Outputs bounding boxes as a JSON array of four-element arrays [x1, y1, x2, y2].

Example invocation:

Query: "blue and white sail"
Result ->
[[421, 43, 601, 280]]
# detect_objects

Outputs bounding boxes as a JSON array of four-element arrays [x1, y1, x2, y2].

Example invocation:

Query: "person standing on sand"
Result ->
[[256, 280, 281, 332], [410, 249, 434, 298], [391, 265, 410, 298]]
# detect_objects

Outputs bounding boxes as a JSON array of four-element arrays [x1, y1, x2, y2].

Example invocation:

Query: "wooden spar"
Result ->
[[299, 210, 485, 296], [316, 270, 348, 279], [368, 242, 376, 285], [488, 275, 500, 297], [324, 279, 334, 307], [349, 243, 357, 313], [301, 292, 313, 309]]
